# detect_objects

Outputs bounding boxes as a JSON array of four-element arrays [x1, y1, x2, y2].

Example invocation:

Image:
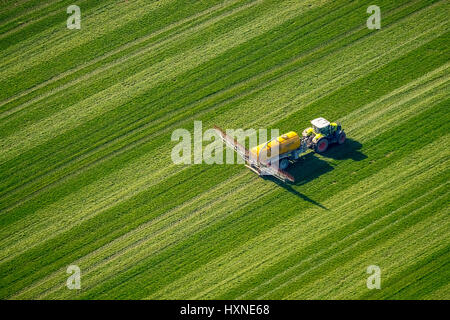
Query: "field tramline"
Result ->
[[0, 0, 448, 300]]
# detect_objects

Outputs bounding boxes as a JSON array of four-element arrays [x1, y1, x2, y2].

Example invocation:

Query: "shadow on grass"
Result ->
[[288, 152, 334, 187], [263, 138, 366, 210], [268, 176, 329, 210], [320, 138, 367, 161]]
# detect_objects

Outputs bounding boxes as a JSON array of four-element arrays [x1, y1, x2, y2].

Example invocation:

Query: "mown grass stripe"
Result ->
[[0, 0, 253, 114], [159, 174, 448, 299], [0, 0, 93, 40], [150, 137, 448, 299], [61, 68, 450, 298], [13, 75, 448, 298], [1, 0, 448, 300], [2, 21, 446, 267], [288, 208, 449, 299], [0, 0, 372, 210], [0, 29, 446, 284], [0, 1, 442, 219], [0, 0, 337, 163], [0, 0, 412, 127], [74, 100, 449, 299], [0, 0, 281, 101], [28, 174, 270, 299], [372, 246, 450, 299], [270, 188, 449, 299]]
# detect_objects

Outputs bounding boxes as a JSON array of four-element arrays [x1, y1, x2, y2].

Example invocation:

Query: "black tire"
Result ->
[[279, 158, 290, 170], [315, 138, 328, 153], [338, 131, 346, 145]]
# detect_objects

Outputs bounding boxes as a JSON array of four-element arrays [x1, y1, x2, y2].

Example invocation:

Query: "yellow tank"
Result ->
[[250, 131, 301, 161]]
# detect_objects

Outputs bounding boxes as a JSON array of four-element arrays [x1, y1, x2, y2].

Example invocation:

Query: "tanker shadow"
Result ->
[[320, 138, 367, 161], [263, 153, 332, 210], [263, 139, 366, 210], [269, 177, 329, 210], [288, 152, 334, 187]]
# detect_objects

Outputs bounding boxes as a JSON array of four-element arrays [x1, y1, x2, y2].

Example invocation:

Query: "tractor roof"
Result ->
[[311, 117, 330, 129]]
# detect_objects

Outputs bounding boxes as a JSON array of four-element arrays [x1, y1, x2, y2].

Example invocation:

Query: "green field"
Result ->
[[0, 0, 449, 299]]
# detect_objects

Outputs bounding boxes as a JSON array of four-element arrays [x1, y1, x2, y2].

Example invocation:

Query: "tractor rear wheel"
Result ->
[[315, 138, 328, 153], [279, 158, 290, 170], [338, 131, 346, 144]]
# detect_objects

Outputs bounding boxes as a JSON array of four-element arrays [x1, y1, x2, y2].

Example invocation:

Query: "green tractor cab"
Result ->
[[302, 117, 346, 153]]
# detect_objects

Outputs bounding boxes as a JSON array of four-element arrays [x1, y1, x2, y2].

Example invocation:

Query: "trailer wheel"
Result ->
[[279, 158, 289, 170], [315, 138, 328, 153], [338, 131, 346, 144]]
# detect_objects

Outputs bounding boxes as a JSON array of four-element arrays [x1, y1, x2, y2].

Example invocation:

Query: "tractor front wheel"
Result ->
[[315, 138, 329, 153], [338, 131, 346, 144]]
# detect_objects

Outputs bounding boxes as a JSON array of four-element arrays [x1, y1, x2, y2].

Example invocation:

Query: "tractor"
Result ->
[[302, 117, 346, 153]]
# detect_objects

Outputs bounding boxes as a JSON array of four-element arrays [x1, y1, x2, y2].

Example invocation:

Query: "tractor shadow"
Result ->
[[320, 138, 367, 162], [263, 138, 366, 210]]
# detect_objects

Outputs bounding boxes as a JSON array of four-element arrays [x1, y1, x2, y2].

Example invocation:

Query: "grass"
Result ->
[[0, 0, 449, 299]]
